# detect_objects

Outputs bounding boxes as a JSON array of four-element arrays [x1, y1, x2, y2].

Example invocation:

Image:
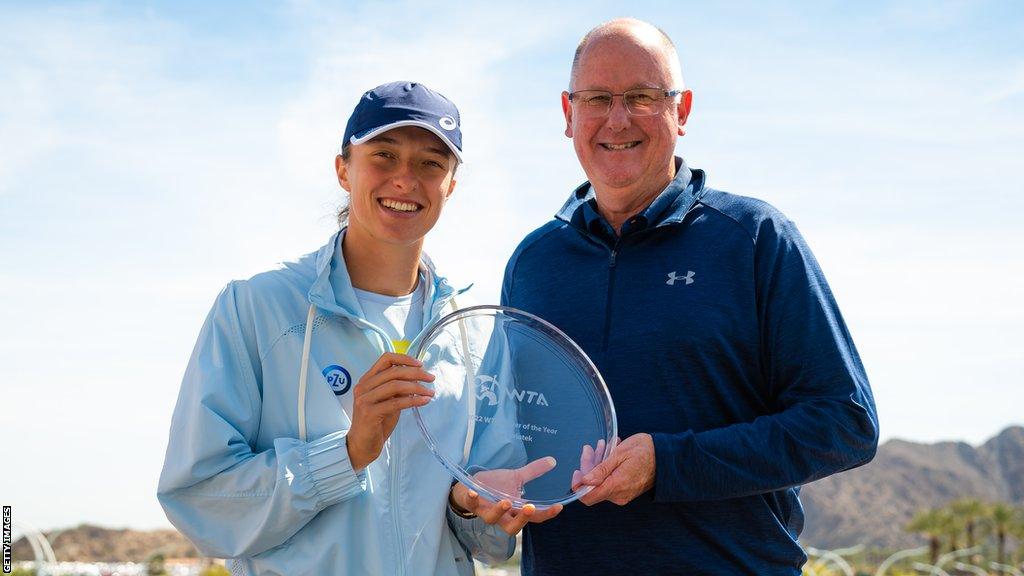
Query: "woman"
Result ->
[[158, 81, 559, 575]]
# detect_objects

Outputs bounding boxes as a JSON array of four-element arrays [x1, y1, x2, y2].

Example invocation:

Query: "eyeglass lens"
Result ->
[[571, 89, 673, 116]]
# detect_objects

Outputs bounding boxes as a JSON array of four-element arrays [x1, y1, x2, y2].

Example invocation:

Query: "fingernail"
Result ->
[[582, 474, 593, 483], [546, 456, 557, 467], [468, 490, 478, 499]]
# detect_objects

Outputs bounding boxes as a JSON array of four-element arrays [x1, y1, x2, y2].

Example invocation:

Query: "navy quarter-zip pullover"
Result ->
[[502, 158, 879, 575]]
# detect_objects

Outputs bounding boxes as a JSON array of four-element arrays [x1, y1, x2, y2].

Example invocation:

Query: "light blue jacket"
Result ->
[[158, 231, 514, 575]]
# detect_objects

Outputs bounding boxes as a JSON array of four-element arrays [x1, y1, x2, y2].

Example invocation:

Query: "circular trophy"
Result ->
[[411, 305, 617, 510]]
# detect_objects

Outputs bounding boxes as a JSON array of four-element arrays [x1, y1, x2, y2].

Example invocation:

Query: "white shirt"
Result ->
[[352, 277, 426, 355]]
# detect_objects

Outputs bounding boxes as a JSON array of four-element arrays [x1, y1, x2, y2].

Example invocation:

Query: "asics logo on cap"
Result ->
[[439, 115, 457, 130]]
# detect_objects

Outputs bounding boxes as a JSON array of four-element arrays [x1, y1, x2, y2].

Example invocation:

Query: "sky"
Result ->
[[1, 0, 1022, 533]]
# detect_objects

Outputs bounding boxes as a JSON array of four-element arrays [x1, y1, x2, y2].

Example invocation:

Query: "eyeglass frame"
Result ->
[[566, 88, 684, 117]]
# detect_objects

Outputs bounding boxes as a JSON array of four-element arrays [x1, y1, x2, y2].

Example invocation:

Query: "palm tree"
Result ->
[[1006, 506, 1024, 568], [937, 507, 963, 553], [989, 502, 1017, 572], [950, 498, 987, 549], [907, 508, 946, 565]]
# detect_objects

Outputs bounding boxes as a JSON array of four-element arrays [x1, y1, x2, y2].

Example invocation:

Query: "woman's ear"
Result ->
[[335, 154, 351, 192]]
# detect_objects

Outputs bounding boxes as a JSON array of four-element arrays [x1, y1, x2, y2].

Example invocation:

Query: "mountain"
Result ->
[[11, 524, 199, 563], [800, 425, 1024, 549], [13, 427, 1023, 560]]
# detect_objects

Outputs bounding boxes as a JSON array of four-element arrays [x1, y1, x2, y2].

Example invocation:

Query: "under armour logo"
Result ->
[[667, 271, 695, 286]]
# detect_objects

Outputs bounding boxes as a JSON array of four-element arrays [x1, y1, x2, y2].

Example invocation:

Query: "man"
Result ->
[[502, 19, 879, 574]]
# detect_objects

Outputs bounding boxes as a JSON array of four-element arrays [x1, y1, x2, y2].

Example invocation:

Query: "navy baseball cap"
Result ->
[[343, 81, 463, 163]]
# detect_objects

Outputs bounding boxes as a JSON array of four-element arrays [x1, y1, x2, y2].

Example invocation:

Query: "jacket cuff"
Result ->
[[304, 431, 367, 508], [446, 506, 515, 564]]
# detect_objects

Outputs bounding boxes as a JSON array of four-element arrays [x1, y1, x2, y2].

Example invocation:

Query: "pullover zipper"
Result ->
[[602, 239, 621, 352]]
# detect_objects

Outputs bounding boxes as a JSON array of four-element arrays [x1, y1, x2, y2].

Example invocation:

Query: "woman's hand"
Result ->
[[346, 352, 434, 472], [449, 457, 564, 535]]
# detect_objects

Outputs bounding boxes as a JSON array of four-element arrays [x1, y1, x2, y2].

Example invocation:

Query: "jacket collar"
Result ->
[[307, 229, 468, 325], [555, 156, 707, 237]]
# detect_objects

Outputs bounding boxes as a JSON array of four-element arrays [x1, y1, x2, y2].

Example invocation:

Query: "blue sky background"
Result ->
[[2, 1, 1022, 532]]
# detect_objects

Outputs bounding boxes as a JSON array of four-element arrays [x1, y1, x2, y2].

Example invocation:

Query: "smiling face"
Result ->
[[336, 125, 457, 249], [562, 29, 692, 208]]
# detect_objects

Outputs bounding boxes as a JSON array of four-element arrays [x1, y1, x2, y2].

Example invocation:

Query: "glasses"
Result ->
[[567, 88, 682, 117]]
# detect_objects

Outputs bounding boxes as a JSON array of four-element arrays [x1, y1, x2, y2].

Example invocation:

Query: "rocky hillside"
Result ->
[[800, 425, 1024, 549], [12, 427, 1023, 559], [12, 524, 198, 562]]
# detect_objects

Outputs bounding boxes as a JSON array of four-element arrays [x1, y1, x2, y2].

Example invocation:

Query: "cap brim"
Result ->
[[349, 120, 464, 164]]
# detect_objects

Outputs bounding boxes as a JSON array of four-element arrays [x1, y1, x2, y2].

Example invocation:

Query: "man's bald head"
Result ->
[[569, 18, 684, 91]]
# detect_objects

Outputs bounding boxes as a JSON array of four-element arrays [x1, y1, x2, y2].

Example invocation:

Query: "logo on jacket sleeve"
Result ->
[[323, 365, 352, 395], [667, 271, 695, 286]]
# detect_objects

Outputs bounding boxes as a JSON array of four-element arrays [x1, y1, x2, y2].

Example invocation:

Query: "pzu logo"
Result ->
[[323, 365, 352, 396]]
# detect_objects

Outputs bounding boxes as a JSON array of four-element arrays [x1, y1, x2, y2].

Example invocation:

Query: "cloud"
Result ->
[[2, 1, 1022, 532], [275, 2, 579, 300], [983, 64, 1024, 104]]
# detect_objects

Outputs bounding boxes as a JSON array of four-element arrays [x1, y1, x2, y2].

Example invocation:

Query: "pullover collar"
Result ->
[[555, 156, 707, 241]]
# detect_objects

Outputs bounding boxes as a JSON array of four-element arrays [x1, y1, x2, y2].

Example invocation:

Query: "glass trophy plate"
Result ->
[[411, 305, 617, 509]]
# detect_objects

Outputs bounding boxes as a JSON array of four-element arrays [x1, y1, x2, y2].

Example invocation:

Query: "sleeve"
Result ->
[[446, 507, 517, 565], [157, 282, 367, 558], [650, 214, 879, 502]]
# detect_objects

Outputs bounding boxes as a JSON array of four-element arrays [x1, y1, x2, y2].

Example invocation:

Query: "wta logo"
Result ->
[[323, 365, 352, 396], [474, 374, 549, 407]]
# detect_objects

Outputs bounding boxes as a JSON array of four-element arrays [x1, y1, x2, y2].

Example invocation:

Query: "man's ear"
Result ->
[[561, 91, 574, 138], [677, 90, 693, 137], [335, 154, 351, 192]]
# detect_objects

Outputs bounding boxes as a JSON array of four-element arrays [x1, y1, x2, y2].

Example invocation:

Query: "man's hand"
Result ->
[[577, 433, 655, 506], [346, 353, 435, 472], [450, 457, 563, 535]]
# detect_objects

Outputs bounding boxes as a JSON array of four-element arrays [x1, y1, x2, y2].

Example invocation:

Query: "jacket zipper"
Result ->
[[387, 294, 453, 576], [324, 274, 457, 575], [602, 239, 621, 352], [364, 333, 407, 576], [382, 332, 406, 576], [391, 418, 405, 576]]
